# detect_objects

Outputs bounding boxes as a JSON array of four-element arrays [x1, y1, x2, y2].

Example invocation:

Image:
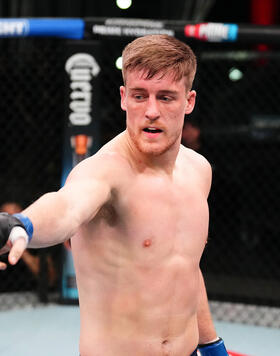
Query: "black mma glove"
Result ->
[[0, 213, 33, 249]]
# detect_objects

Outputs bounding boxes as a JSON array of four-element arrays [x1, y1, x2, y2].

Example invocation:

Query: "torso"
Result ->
[[71, 136, 210, 356]]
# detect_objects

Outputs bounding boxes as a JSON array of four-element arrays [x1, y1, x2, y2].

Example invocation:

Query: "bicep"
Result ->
[[60, 177, 111, 226], [19, 159, 112, 246]]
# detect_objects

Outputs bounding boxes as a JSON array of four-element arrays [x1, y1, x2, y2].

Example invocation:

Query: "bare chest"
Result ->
[[115, 175, 209, 258]]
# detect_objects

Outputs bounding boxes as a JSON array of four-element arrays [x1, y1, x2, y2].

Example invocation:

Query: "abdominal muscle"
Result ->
[[73, 232, 200, 356]]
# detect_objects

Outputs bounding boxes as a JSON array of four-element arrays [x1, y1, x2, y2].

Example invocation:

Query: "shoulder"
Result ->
[[66, 136, 132, 186], [180, 145, 211, 173], [179, 145, 212, 195]]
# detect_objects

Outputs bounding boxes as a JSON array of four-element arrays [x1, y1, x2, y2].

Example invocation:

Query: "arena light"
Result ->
[[229, 67, 243, 81], [116, 0, 132, 10], [115, 56, 123, 70]]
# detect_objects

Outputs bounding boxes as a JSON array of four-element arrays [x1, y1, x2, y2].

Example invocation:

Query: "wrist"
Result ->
[[13, 213, 33, 242], [198, 337, 228, 356], [199, 336, 220, 345]]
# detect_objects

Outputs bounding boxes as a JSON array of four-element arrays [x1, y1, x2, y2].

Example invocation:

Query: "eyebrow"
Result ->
[[129, 88, 179, 96], [129, 87, 146, 92], [157, 90, 179, 96]]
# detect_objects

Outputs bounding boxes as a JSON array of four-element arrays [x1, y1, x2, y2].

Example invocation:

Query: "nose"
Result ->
[[145, 97, 160, 120]]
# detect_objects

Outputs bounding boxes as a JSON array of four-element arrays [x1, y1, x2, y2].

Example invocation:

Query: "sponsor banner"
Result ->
[[184, 23, 238, 42], [86, 18, 175, 38], [61, 40, 101, 302], [0, 18, 84, 39], [91, 24, 175, 38], [1, 17, 280, 44]]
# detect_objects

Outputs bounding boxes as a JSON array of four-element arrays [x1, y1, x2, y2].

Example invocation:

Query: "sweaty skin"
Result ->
[[1, 71, 212, 356]]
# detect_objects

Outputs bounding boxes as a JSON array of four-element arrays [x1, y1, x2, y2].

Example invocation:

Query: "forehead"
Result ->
[[125, 69, 186, 92]]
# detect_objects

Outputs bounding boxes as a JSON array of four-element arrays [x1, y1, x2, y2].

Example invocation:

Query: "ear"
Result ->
[[120, 86, 127, 111], [185, 90, 196, 115]]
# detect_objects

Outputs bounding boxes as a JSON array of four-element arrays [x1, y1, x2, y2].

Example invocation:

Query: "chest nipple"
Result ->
[[142, 239, 152, 248]]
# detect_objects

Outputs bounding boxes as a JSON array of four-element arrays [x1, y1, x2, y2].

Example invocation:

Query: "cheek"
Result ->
[[166, 106, 186, 124], [127, 103, 145, 120], [126, 110, 139, 129]]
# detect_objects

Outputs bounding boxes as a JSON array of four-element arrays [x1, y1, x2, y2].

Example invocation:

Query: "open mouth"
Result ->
[[143, 128, 163, 134]]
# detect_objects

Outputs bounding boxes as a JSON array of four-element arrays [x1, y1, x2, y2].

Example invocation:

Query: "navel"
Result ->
[[142, 239, 152, 248]]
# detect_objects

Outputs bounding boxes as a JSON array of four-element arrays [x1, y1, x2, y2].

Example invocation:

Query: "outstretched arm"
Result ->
[[0, 156, 112, 269], [23, 178, 110, 248]]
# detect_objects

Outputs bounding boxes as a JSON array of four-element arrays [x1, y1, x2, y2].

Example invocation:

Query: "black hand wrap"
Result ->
[[0, 213, 26, 249]]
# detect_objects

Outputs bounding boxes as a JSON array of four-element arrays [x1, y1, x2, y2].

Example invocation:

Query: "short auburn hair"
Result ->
[[122, 34, 197, 91]]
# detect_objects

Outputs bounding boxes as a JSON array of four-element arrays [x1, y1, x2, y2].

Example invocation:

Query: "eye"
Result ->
[[160, 96, 173, 102], [133, 93, 147, 101]]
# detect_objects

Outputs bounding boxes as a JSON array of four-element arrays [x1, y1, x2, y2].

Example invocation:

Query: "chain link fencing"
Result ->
[[0, 35, 279, 327], [196, 48, 280, 307], [0, 38, 65, 305]]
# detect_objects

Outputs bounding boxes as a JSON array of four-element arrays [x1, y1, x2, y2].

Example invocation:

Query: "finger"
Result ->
[[8, 237, 28, 265], [0, 244, 11, 255], [0, 261, 7, 270]]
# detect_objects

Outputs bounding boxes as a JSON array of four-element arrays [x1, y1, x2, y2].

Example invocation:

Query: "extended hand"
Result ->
[[0, 213, 33, 270], [0, 235, 28, 270]]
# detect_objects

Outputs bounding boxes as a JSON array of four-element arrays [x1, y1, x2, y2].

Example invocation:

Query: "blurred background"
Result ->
[[0, 1, 280, 355], [0, 0, 253, 21]]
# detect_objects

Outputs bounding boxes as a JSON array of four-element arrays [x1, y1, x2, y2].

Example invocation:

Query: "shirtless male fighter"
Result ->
[[0, 34, 228, 356]]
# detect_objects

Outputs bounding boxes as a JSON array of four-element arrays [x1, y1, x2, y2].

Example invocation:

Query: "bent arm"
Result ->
[[0, 156, 113, 267]]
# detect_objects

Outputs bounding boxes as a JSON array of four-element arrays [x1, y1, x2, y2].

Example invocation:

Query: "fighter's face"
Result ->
[[120, 69, 196, 156]]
